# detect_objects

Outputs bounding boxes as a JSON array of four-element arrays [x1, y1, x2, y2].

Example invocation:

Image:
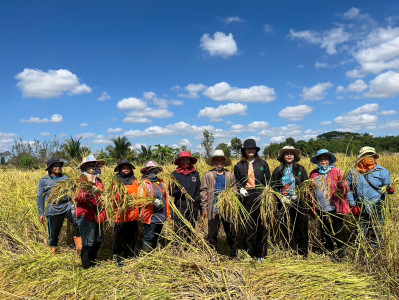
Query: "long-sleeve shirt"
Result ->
[[37, 174, 72, 216], [347, 165, 391, 213], [170, 170, 201, 211]]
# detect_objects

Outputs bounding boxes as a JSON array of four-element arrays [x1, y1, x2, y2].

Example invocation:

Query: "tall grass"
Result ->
[[0, 154, 398, 298]]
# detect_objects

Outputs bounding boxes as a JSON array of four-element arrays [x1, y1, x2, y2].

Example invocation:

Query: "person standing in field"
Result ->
[[170, 151, 201, 242], [75, 155, 107, 269], [37, 157, 81, 255], [113, 159, 147, 266], [141, 161, 170, 251], [347, 146, 394, 247], [271, 146, 309, 258], [201, 149, 238, 258], [309, 149, 350, 259], [234, 139, 270, 262]]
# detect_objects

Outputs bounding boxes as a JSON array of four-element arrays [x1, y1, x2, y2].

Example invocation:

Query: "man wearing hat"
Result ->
[[271, 146, 309, 258], [37, 157, 81, 255], [347, 146, 394, 247], [200, 149, 237, 258], [234, 139, 270, 262], [75, 154, 107, 269], [170, 151, 201, 242]]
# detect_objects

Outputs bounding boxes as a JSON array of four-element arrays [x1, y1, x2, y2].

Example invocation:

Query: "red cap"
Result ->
[[174, 151, 197, 165]]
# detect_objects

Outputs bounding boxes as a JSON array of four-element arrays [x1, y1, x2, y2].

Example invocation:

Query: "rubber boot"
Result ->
[[50, 246, 58, 256], [81, 246, 92, 269], [73, 236, 82, 253], [89, 242, 101, 266]]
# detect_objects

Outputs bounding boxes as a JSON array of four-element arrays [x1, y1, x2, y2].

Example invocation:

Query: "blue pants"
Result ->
[[360, 211, 384, 248], [76, 216, 104, 247], [142, 223, 163, 251]]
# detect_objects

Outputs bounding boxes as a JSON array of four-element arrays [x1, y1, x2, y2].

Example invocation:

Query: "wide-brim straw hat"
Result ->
[[140, 160, 163, 174], [310, 149, 337, 165], [357, 146, 379, 159], [241, 138, 260, 153], [45, 157, 64, 171], [206, 149, 232, 167], [174, 151, 197, 165], [277, 146, 301, 162], [79, 154, 106, 169], [114, 159, 136, 172]]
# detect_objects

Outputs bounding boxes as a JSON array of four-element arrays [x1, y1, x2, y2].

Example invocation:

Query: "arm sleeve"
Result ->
[[264, 161, 271, 185], [200, 174, 208, 212], [194, 173, 202, 205], [271, 168, 281, 193], [346, 172, 356, 207], [37, 180, 46, 216], [382, 169, 392, 186]]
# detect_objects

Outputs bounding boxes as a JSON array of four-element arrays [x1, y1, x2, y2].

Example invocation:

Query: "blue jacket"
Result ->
[[37, 174, 74, 216], [347, 165, 391, 213]]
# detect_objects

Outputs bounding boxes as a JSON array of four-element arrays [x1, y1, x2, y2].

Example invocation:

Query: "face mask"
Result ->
[[87, 167, 101, 176], [214, 165, 224, 171], [147, 172, 158, 180]]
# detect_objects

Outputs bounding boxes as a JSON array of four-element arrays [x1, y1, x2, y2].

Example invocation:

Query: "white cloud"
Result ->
[[125, 108, 173, 119], [315, 61, 329, 68], [117, 97, 147, 110], [364, 71, 399, 98], [200, 32, 238, 58], [15, 68, 92, 98], [178, 83, 207, 98], [76, 132, 96, 139], [336, 86, 345, 93], [278, 105, 313, 121], [347, 79, 368, 93], [379, 120, 399, 130], [223, 16, 244, 25], [321, 121, 332, 125], [263, 24, 274, 34], [343, 7, 360, 19], [348, 103, 379, 115], [169, 99, 184, 106], [335, 114, 378, 130], [143, 92, 156, 101], [176, 139, 192, 147], [98, 91, 111, 101], [197, 103, 247, 121], [288, 29, 320, 44], [380, 110, 397, 116], [231, 124, 245, 132], [79, 123, 88, 127], [123, 117, 152, 124], [20, 114, 63, 124], [248, 121, 269, 131], [203, 81, 276, 102], [40, 132, 51, 136], [93, 138, 111, 144], [0, 131, 18, 152], [258, 124, 318, 143], [301, 82, 333, 101], [107, 128, 124, 133]]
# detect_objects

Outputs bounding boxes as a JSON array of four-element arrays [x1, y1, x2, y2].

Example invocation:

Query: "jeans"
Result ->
[[143, 223, 164, 251], [76, 215, 104, 247]]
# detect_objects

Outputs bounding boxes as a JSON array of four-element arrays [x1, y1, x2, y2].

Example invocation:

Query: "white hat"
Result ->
[[277, 146, 301, 162], [357, 146, 379, 159], [206, 149, 232, 167]]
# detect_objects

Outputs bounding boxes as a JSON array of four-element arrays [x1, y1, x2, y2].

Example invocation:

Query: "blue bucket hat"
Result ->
[[310, 149, 337, 165]]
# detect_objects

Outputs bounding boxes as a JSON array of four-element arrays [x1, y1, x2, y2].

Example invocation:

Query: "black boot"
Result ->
[[81, 246, 92, 269], [89, 242, 101, 264]]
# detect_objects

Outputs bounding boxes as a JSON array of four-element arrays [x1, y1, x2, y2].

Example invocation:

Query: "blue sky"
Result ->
[[1, 0, 399, 153]]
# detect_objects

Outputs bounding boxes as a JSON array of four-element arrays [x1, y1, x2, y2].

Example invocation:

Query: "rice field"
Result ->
[[0, 154, 398, 299]]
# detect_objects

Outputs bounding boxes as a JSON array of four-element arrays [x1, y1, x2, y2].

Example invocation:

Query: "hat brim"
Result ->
[[79, 160, 106, 169], [310, 153, 337, 165], [140, 166, 163, 174], [241, 147, 260, 153], [277, 148, 301, 163], [114, 163, 135, 172], [357, 152, 379, 160], [206, 155, 232, 167], [174, 156, 197, 165], [45, 161, 64, 171]]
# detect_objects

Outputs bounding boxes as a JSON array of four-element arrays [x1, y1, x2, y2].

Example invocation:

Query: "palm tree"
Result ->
[[62, 137, 86, 163], [137, 145, 153, 163], [106, 136, 132, 160], [153, 144, 175, 164]]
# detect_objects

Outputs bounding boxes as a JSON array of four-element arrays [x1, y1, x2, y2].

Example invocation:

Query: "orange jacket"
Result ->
[[141, 179, 170, 224], [114, 179, 148, 223]]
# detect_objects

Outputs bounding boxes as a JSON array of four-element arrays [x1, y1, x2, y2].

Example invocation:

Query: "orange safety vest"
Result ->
[[141, 179, 170, 224], [114, 179, 148, 223]]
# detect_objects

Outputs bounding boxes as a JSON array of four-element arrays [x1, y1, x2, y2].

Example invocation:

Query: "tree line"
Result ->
[[0, 130, 398, 169]]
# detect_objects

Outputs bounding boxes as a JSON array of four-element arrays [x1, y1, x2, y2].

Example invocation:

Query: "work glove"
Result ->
[[240, 188, 248, 197], [352, 205, 361, 217], [152, 198, 162, 207], [387, 183, 395, 195], [281, 196, 290, 204], [291, 193, 298, 201]]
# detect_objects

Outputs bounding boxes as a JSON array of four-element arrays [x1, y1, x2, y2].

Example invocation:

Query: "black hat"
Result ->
[[45, 157, 64, 171], [114, 159, 136, 172], [241, 138, 260, 153]]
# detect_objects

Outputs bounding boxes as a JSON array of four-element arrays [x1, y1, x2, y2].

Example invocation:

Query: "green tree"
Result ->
[[106, 136, 132, 160], [201, 129, 214, 157], [215, 143, 231, 158], [1, 157, 5, 165], [137, 145, 153, 163], [19, 155, 35, 169], [62, 137, 87, 163], [230, 137, 242, 158], [153, 144, 175, 164]]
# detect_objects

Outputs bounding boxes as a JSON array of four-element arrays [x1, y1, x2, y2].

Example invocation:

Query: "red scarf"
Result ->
[[357, 158, 377, 173], [176, 164, 196, 175]]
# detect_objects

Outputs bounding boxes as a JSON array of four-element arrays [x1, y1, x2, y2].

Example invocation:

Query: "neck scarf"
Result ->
[[83, 172, 97, 183], [317, 164, 334, 175], [357, 158, 377, 173], [176, 163, 196, 175], [282, 166, 295, 196], [116, 172, 135, 185]]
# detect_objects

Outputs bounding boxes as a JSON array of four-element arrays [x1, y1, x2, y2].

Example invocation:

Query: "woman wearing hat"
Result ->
[[112, 159, 147, 265], [141, 161, 170, 251], [234, 139, 270, 262], [37, 157, 81, 255], [309, 149, 350, 259], [271, 146, 309, 258], [347, 146, 394, 247], [170, 151, 201, 242], [200, 149, 237, 258], [75, 154, 107, 269]]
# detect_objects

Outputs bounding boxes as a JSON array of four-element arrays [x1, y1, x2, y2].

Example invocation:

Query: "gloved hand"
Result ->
[[291, 194, 298, 201], [152, 198, 162, 207], [240, 188, 248, 197], [352, 205, 361, 217], [387, 183, 395, 195], [281, 196, 290, 204]]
